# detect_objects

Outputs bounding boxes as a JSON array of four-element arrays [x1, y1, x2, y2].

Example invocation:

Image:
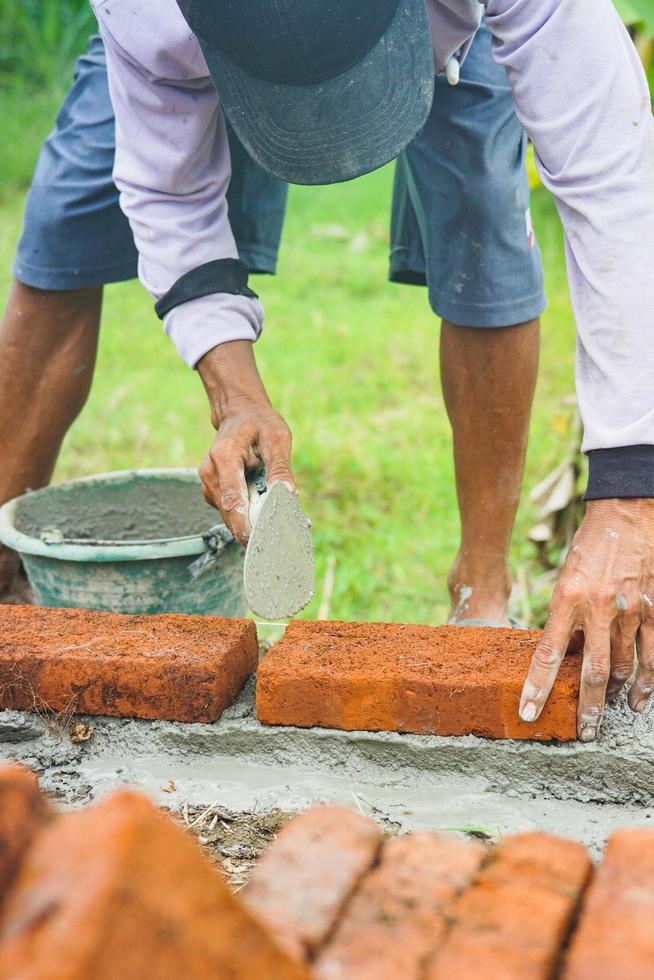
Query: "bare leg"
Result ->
[[441, 318, 540, 625], [0, 280, 102, 599]]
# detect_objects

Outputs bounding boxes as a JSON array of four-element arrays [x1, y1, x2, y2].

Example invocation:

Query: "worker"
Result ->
[[1, 20, 543, 636], [4, 0, 654, 742]]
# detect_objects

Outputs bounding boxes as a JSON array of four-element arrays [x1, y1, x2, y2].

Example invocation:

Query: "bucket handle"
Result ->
[[188, 525, 236, 580]]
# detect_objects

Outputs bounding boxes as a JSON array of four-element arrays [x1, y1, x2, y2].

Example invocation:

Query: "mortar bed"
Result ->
[[1, 678, 652, 857]]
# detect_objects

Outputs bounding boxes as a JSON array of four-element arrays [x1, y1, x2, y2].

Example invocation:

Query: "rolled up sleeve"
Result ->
[[483, 0, 654, 471], [95, 0, 263, 367]]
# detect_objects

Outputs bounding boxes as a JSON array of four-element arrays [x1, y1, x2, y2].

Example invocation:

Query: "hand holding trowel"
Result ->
[[243, 468, 314, 620]]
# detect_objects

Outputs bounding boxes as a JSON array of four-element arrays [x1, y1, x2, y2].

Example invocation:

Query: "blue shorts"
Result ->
[[390, 24, 546, 327], [13, 35, 288, 289], [14, 29, 545, 329]]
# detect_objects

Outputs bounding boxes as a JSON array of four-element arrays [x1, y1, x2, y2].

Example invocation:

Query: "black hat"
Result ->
[[177, 0, 435, 185]]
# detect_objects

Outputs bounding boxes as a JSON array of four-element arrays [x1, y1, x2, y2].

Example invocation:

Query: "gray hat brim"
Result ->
[[201, 0, 435, 185]]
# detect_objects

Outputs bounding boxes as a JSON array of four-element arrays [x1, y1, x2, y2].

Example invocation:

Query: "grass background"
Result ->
[[1, 6, 652, 626]]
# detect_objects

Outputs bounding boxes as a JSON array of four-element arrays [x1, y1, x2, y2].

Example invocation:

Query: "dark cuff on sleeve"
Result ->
[[155, 259, 258, 320], [584, 445, 654, 500]]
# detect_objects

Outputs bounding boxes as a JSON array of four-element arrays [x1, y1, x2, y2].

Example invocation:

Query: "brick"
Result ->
[[0, 790, 309, 980], [0, 604, 257, 723], [0, 764, 50, 905], [315, 832, 486, 979], [564, 829, 654, 979], [427, 833, 592, 980], [257, 621, 581, 740], [243, 806, 382, 960]]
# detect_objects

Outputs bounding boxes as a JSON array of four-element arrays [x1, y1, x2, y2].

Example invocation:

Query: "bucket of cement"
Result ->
[[0, 468, 245, 616]]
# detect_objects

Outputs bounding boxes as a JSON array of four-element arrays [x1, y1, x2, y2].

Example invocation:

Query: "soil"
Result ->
[[174, 803, 292, 889]]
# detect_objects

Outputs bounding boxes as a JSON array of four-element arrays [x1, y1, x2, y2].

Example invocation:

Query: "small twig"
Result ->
[[515, 564, 532, 626], [318, 555, 337, 620], [351, 791, 365, 817], [186, 802, 220, 830]]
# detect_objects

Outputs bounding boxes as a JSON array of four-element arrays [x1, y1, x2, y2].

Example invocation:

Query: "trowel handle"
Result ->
[[188, 525, 235, 581], [246, 465, 268, 531]]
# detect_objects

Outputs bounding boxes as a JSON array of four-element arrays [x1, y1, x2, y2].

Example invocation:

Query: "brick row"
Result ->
[[257, 620, 581, 740], [427, 833, 592, 979], [314, 832, 485, 979], [0, 764, 50, 906], [243, 806, 382, 960], [0, 788, 308, 979], [563, 829, 654, 979]]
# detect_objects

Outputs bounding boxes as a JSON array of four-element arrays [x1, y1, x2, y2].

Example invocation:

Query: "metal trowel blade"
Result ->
[[243, 482, 314, 619]]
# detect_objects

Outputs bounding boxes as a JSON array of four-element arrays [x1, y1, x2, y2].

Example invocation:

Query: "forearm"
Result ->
[[197, 341, 271, 428], [484, 0, 654, 465]]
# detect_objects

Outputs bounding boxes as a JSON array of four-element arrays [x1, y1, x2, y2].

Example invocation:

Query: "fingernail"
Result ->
[[633, 698, 647, 714], [579, 726, 597, 743], [520, 702, 538, 723]]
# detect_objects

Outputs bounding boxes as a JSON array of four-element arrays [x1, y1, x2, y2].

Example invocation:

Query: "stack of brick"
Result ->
[[0, 763, 653, 978]]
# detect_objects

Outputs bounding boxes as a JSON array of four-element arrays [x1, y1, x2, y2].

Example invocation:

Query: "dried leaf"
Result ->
[[70, 720, 94, 744]]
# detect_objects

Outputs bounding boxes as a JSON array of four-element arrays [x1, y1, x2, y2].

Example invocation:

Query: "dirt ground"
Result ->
[[172, 803, 292, 889]]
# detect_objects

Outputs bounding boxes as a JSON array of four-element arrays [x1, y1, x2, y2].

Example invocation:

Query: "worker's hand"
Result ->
[[520, 499, 654, 741], [196, 341, 295, 545]]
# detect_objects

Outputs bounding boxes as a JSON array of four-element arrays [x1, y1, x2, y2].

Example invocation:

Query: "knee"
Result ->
[[8, 280, 102, 336]]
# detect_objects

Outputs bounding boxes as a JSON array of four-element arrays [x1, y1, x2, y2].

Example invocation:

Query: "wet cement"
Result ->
[[1, 679, 652, 856]]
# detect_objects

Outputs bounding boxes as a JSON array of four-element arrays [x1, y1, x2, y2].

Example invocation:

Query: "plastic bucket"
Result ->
[[0, 469, 245, 616]]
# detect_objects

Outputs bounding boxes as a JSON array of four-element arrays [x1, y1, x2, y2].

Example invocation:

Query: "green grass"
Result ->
[[0, 81, 577, 626]]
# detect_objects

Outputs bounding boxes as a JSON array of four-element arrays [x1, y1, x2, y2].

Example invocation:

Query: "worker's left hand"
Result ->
[[520, 498, 654, 741]]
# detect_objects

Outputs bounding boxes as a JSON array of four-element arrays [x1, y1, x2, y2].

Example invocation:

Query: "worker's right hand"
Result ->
[[196, 341, 296, 545]]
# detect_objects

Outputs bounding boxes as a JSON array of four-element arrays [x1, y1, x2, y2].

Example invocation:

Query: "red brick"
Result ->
[[427, 833, 592, 980], [256, 621, 580, 740], [0, 604, 257, 723], [564, 829, 654, 979], [243, 806, 382, 960], [0, 764, 50, 905], [0, 790, 309, 979], [315, 832, 486, 979]]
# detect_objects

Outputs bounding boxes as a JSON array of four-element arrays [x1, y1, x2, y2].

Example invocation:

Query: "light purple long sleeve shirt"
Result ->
[[92, 0, 654, 455]]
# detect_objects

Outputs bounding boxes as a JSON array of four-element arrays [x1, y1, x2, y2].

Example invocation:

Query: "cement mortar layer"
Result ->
[[0, 679, 652, 853]]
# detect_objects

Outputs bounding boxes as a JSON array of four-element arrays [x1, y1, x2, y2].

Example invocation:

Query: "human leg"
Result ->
[[0, 283, 102, 597], [391, 24, 546, 623], [0, 36, 137, 598], [440, 318, 539, 623]]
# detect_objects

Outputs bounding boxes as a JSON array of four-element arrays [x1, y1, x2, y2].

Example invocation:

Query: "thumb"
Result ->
[[260, 426, 296, 494]]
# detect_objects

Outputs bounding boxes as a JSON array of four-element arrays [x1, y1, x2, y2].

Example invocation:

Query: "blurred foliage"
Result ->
[[615, 0, 654, 36], [616, 0, 654, 91], [0, 0, 95, 87]]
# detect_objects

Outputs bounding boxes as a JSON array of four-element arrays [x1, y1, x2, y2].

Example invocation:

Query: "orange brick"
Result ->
[[564, 829, 654, 980], [315, 833, 486, 979], [257, 621, 580, 740], [0, 604, 257, 723], [243, 806, 382, 960], [428, 833, 592, 980], [0, 764, 50, 905], [0, 790, 309, 979]]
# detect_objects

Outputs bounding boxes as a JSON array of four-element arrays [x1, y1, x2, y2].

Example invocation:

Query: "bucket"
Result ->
[[0, 469, 245, 617]]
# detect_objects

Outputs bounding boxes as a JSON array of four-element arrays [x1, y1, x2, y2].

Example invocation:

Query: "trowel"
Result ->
[[243, 469, 314, 620]]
